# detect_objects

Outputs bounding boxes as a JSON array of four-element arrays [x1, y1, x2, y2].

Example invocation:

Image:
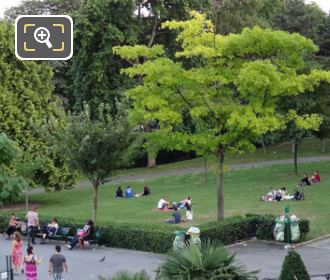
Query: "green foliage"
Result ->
[[279, 251, 310, 280], [99, 270, 150, 280], [116, 12, 330, 220], [157, 239, 258, 280], [0, 212, 309, 253], [0, 20, 74, 191], [69, 0, 138, 116], [0, 134, 28, 204], [57, 103, 136, 219]]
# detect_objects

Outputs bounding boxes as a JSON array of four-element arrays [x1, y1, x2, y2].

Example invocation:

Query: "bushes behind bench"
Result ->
[[0, 213, 309, 253]]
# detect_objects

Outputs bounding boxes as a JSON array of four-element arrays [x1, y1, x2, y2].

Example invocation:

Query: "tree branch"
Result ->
[[148, 16, 159, 48]]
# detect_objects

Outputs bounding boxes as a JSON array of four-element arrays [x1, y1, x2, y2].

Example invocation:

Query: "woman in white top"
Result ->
[[157, 196, 169, 210]]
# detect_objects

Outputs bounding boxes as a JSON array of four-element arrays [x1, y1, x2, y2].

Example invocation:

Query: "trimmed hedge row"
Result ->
[[0, 213, 309, 253]]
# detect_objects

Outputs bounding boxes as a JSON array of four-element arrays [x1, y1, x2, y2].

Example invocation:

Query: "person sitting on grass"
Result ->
[[261, 188, 276, 201], [125, 186, 134, 198], [40, 218, 58, 244], [165, 207, 181, 224], [157, 196, 170, 210], [293, 188, 303, 201], [142, 185, 151, 196], [66, 220, 95, 250], [300, 174, 311, 186], [115, 186, 123, 198], [185, 203, 193, 221], [5, 213, 20, 239], [311, 171, 321, 183]]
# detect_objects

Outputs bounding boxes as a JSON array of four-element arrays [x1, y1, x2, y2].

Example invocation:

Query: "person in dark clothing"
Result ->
[[142, 185, 151, 196], [165, 207, 181, 224], [301, 174, 311, 186], [115, 186, 123, 198], [5, 214, 19, 238], [66, 220, 95, 250]]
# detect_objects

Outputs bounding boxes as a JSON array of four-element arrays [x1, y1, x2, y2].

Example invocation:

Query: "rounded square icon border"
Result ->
[[15, 15, 73, 61]]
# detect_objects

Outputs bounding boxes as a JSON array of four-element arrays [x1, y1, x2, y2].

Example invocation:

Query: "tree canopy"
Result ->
[[115, 12, 329, 221]]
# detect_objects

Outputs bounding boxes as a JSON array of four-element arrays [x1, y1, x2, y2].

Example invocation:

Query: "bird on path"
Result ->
[[98, 256, 105, 262]]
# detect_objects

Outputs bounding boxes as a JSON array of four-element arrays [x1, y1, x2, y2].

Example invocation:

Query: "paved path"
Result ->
[[2, 236, 330, 279], [28, 155, 330, 194], [0, 237, 163, 280], [76, 156, 330, 187], [228, 238, 330, 279]]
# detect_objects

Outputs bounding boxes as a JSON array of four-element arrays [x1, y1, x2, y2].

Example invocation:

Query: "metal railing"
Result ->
[[0, 256, 13, 280]]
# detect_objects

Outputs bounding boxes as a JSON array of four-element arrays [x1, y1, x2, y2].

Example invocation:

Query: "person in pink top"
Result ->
[[311, 171, 321, 183], [11, 231, 23, 276]]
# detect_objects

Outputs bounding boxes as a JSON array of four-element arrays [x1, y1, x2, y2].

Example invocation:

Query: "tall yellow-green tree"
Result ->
[[115, 12, 329, 221]]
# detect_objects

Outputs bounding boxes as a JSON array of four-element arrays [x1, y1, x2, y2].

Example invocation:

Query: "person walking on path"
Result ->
[[11, 231, 23, 276], [24, 246, 41, 280], [49, 245, 68, 280], [26, 207, 40, 245]]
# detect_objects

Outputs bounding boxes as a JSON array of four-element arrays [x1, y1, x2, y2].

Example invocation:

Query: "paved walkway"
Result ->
[[0, 237, 163, 280], [2, 236, 330, 279], [228, 238, 330, 279]]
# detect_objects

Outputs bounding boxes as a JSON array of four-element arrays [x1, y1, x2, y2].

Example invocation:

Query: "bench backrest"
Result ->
[[58, 227, 71, 236]]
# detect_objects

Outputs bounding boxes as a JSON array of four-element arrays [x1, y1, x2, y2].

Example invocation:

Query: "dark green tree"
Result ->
[[0, 133, 28, 204], [279, 251, 310, 280], [69, 0, 138, 116], [58, 103, 136, 220]]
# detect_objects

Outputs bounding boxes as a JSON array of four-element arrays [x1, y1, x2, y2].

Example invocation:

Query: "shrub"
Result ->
[[156, 239, 258, 280], [279, 251, 310, 280], [0, 213, 310, 253], [99, 270, 150, 280]]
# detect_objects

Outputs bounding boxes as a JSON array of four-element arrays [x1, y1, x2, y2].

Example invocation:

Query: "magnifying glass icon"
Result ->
[[34, 27, 53, 48]]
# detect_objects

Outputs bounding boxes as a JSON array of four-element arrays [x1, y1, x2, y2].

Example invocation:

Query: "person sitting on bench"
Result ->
[[66, 220, 95, 250], [5, 214, 20, 239], [40, 218, 58, 243]]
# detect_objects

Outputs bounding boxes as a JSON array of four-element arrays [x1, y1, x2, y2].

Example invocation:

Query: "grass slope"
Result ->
[[27, 161, 330, 239]]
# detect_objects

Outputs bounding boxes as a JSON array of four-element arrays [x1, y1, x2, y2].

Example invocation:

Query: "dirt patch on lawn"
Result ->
[[0, 202, 42, 212]]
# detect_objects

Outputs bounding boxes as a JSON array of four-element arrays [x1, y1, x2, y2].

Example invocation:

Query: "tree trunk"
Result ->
[[147, 151, 157, 168], [262, 137, 266, 154], [92, 183, 99, 221], [25, 184, 29, 211], [216, 148, 225, 222], [322, 139, 325, 153], [293, 141, 298, 175], [204, 157, 208, 183]]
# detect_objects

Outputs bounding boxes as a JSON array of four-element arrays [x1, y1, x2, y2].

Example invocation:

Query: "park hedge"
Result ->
[[0, 213, 309, 253]]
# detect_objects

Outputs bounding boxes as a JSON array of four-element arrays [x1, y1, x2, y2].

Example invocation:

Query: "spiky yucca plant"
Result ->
[[156, 240, 258, 280], [99, 270, 150, 280]]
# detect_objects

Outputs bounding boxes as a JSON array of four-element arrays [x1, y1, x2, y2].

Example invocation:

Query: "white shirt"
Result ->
[[157, 198, 166, 209], [26, 211, 38, 227]]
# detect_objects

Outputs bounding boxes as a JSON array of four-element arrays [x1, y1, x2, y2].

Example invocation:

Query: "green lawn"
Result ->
[[25, 160, 330, 239], [116, 137, 330, 177]]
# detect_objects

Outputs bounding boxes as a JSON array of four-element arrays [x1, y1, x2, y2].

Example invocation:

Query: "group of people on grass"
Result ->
[[3, 207, 96, 279], [261, 171, 321, 202], [157, 196, 193, 224], [115, 185, 151, 198]]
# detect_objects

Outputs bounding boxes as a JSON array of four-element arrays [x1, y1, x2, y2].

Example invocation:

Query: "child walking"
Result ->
[[24, 246, 41, 280], [11, 231, 23, 276]]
